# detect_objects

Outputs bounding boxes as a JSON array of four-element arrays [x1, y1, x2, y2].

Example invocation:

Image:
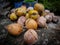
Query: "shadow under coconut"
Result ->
[[0, 16, 60, 45], [0, 25, 8, 45]]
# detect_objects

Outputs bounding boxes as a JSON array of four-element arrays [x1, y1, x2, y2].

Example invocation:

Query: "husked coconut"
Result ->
[[17, 16, 26, 26], [45, 14, 53, 22], [25, 19, 38, 29], [37, 16, 47, 28], [34, 3, 44, 15], [27, 7, 34, 12], [45, 13, 55, 23], [24, 29, 38, 45], [45, 10, 50, 15], [6, 23, 23, 36], [52, 16, 59, 23]]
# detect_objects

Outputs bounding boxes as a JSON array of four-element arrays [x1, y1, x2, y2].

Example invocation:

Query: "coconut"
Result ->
[[24, 29, 38, 45], [16, 8, 26, 17], [17, 16, 26, 27], [52, 16, 59, 23], [37, 16, 47, 28], [45, 10, 50, 14], [28, 10, 39, 20], [25, 19, 38, 29], [6, 23, 23, 36], [34, 3, 44, 15], [28, 10, 38, 15], [45, 13, 54, 23], [45, 14, 53, 23], [20, 5, 27, 10], [25, 13, 30, 19], [27, 7, 34, 12], [9, 13, 17, 21]]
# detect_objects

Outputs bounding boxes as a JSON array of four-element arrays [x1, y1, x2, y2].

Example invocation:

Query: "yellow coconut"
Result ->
[[34, 3, 44, 15], [9, 13, 17, 21], [16, 8, 26, 17], [25, 13, 30, 19], [28, 10, 39, 20]]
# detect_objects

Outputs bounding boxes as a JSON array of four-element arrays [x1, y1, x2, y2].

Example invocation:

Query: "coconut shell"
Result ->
[[34, 3, 44, 15], [45, 14, 53, 23], [45, 10, 50, 15], [16, 8, 26, 17], [9, 13, 17, 21], [24, 29, 38, 45], [6, 23, 23, 36], [27, 7, 34, 12], [52, 16, 59, 23], [37, 16, 47, 28], [17, 16, 26, 26], [25, 19, 38, 29]]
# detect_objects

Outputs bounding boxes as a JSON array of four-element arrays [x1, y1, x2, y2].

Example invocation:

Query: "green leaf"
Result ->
[[24, 0, 35, 2]]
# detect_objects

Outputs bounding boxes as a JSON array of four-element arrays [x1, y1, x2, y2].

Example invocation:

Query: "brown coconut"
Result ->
[[34, 3, 44, 15], [25, 19, 38, 29], [6, 23, 23, 36]]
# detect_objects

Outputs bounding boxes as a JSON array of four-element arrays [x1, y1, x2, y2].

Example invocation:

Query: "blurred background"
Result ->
[[38, 0, 60, 15], [0, 0, 60, 15]]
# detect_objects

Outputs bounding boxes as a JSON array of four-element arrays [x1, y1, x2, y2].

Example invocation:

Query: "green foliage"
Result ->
[[24, 0, 35, 2], [38, 0, 60, 13]]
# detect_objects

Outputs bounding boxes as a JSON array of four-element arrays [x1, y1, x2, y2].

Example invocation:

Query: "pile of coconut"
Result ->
[[5, 3, 59, 45]]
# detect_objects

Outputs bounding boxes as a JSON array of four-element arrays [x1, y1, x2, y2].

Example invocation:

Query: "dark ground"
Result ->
[[0, 16, 60, 45]]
